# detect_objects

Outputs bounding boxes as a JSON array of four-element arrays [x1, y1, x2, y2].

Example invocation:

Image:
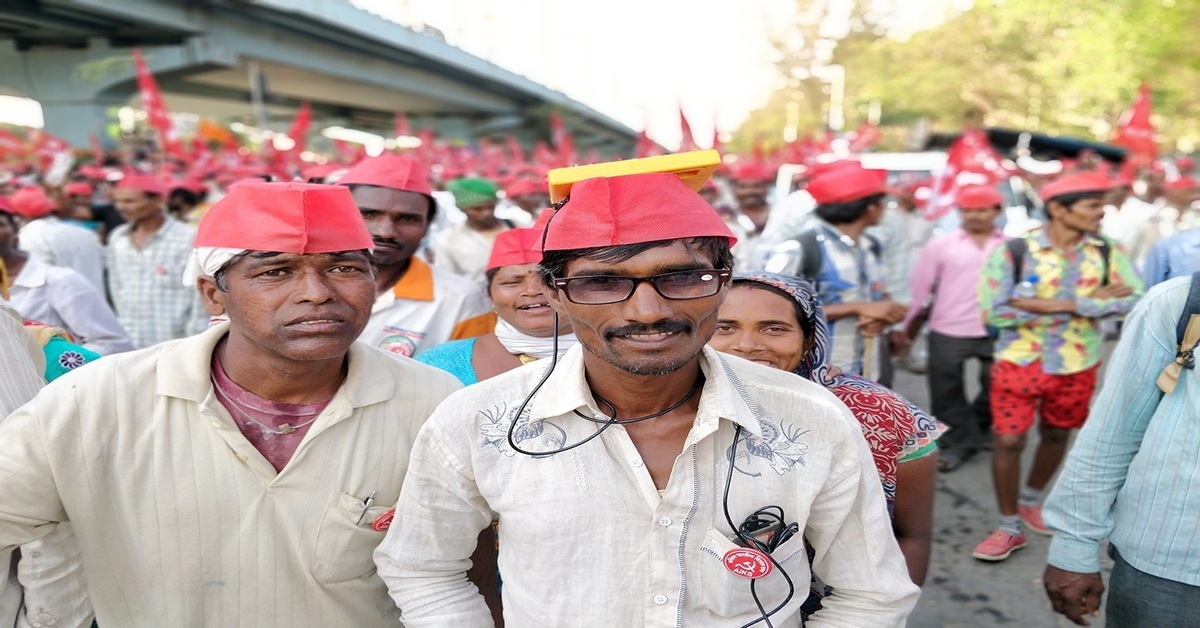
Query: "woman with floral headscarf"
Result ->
[[709, 271, 943, 585]]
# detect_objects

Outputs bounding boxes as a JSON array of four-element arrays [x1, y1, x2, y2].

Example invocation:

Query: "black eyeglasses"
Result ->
[[551, 269, 731, 305]]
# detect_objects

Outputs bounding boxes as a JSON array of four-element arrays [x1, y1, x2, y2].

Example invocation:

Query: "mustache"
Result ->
[[604, 320, 692, 340], [372, 237, 402, 248]]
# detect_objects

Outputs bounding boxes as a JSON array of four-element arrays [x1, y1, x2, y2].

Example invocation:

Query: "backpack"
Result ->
[[1156, 272, 1200, 394], [795, 228, 882, 289]]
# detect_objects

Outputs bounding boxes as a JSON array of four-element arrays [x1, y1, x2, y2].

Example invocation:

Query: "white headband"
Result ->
[[181, 247, 247, 287]]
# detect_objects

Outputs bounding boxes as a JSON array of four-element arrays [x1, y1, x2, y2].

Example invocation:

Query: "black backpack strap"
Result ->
[[1097, 239, 1112, 287], [797, 229, 823, 284], [863, 233, 883, 261], [1005, 237, 1028, 287], [1176, 272, 1200, 348]]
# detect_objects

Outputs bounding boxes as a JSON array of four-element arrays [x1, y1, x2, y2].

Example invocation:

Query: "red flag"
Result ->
[[711, 112, 723, 154], [88, 133, 104, 163], [923, 127, 1011, 221], [132, 48, 183, 158], [393, 111, 411, 139], [679, 104, 696, 152], [1114, 82, 1157, 162], [549, 112, 576, 165], [0, 128, 26, 160], [28, 129, 73, 171], [285, 102, 312, 156], [848, 122, 881, 153], [505, 134, 526, 166]]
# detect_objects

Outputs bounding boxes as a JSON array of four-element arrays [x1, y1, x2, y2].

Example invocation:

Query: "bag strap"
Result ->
[[1005, 237, 1028, 287], [798, 229, 823, 284], [1156, 272, 1200, 394], [1097, 239, 1112, 288]]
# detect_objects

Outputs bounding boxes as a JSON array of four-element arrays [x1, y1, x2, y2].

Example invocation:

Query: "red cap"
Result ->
[[78, 165, 107, 180], [504, 178, 543, 198], [1177, 157, 1195, 172], [337, 155, 433, 196], [532, 208, 554, 231], [65, 182, 94, 197], [195, 181, 374, 253], [486, 228, 544, 271], [1163, 176, 1199, 191], [541, 173, 736, 252], [955, 185, 1005, 209], [806, 162, 888, 205], [170, 179, 209, 196], [730, 162, 775, 183], [1038, 172, 1112, 201], [9, 187, 55, 218], [116, 174, 167, 196], [301, 163, 341, 182]]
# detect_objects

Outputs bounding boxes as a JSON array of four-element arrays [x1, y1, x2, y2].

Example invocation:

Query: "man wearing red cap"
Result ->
[[8, 185, 106, 293], [337, 156, 492, 357], [904, 185, 1008, 471], [106, 174, 210, 348], [377, 169, 918, 627], [765, 162, 908, 386], [0, 181, 462, 627], [723, 162, 777, 270], [973, 172, 1143, 561]]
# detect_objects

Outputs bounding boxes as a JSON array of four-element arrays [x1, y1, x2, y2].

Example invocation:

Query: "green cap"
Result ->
[[447, 177, 499, 208]]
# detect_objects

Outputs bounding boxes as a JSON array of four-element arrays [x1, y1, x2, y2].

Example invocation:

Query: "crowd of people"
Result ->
[[0, 139, 1197, 627]]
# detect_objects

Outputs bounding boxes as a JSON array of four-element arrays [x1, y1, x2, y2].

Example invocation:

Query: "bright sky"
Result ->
[[354, 0, 795, 149]]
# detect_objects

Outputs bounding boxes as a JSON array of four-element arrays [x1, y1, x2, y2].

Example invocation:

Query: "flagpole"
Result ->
[[248, 61, 267, 130]]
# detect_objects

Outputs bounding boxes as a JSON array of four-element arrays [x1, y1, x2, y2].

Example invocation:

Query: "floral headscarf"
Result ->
[[729, 272, 944, 507]]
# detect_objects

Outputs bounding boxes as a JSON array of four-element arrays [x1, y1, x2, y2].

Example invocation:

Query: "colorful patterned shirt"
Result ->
[[979, 229, 1143, 374]]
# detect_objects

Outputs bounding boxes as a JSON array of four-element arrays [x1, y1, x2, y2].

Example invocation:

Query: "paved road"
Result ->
[[889, 359, 1114, 628]]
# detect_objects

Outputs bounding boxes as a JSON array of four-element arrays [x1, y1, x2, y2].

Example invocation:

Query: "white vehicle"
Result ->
[[771, 152, 1043, 238]]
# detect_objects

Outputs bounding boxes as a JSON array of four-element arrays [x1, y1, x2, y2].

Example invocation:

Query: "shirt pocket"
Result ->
[[698, 527, 809, 619], [311, 491, 393, 584]]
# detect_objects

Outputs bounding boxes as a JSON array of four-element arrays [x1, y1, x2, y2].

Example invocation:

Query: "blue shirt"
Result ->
[[415, 338, 479, 386], [1142, 228, 1200, 287], [1044, 276, 1200, 585]]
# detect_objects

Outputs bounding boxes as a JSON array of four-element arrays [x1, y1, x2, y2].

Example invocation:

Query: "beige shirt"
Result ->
[[431, 223, 507, 286], [0, 323, 462, 627], [375, 346, 919, 627]]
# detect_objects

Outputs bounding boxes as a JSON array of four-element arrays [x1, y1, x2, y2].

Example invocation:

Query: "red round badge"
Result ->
[[722, 547, 773, 580], [372, 508, 395, 532]]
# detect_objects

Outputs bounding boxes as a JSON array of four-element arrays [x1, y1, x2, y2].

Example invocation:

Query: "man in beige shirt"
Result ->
[[0, 181, 461, 627], [375, 162, 919, 627]]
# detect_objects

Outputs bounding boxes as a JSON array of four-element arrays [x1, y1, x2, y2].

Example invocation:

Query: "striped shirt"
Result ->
[[105, 217, 209, 349], [1045, 276, 1200, 585]]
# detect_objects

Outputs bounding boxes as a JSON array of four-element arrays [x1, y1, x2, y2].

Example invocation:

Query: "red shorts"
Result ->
[[990, 361, 1099, 435]]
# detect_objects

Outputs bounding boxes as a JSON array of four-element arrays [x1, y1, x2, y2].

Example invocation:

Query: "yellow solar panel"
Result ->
[[547, 150, 721, 203]]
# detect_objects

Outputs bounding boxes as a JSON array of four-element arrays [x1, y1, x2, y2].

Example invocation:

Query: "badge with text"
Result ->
[[372, 509, 395, 532], [722, 547, 773, 579]]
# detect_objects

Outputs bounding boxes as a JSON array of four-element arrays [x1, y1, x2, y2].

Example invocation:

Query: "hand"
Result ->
[[1091, 283, 1135, 300], [858, 300, 908, 324], [1010, 298, 1077, 314], [1044, 566, 1105, 625], [888, 330, 912, 358], [857, 317, 887, 337]]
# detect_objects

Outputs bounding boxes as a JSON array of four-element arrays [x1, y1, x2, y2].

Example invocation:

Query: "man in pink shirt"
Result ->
[[904, 185, 1008, 471]]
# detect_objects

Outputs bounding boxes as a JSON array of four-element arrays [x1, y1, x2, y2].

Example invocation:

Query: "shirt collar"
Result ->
[[1031, 228, 1107, 252], [528, 345, 764, 439], [12, 255, 47, 288], [157, 322, 395, 409], [390, 257, 435, 301]]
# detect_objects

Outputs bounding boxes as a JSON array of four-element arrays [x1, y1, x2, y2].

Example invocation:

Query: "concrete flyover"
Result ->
[[0, 0, 637, 153]]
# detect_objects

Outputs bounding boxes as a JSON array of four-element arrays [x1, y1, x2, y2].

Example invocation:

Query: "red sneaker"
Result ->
[[1018, 504, 1053, 536], [972, 531, 1029, 561]]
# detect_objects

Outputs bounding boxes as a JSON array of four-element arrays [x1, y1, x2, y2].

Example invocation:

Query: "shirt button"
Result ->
[[631, 459, 644, 468], [653, 594, 668, 605], [658, 517, 673, 527]]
